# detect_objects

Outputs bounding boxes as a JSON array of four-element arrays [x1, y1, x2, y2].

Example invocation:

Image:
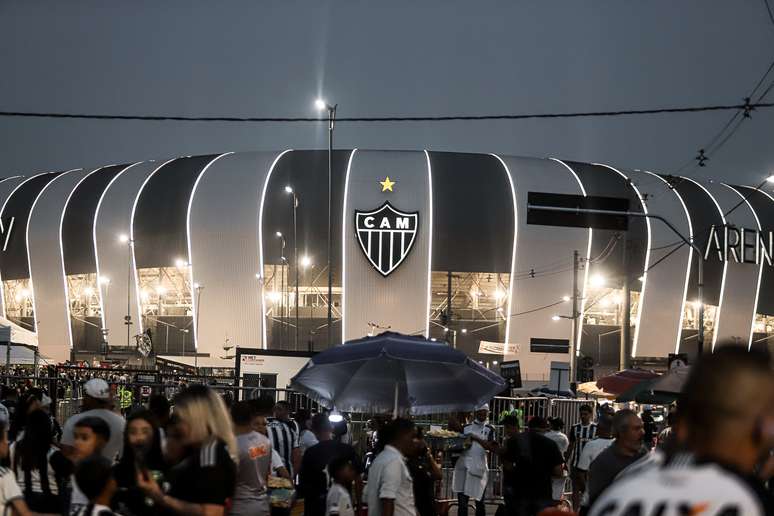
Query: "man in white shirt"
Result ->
[[545, 417, 570, 501], [60, 379, 125, 461], [453, 404, 496, 516], [365, 418, 417, 516], [574, 415, 613, 513], [590, 346, 774, 516]]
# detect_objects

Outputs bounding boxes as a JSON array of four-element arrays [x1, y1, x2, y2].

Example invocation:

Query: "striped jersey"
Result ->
[[10, 442, 72, 513], [589, 454, 773, 515], [568, 422, 597, 467], [268, 419, 300, 478]]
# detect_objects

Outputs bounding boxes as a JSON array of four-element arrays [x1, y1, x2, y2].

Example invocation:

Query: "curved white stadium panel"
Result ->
[[496, 156, 590, 382], [342, 150, 432, 341], [94, 162, 161, 347], [27, 169, 88, 362], [721, 184, 764, 349], [0, 176, 24, 253], [188, 151, 284, 354], [701, 182, 759, 347], [627, 170, 692, 357]]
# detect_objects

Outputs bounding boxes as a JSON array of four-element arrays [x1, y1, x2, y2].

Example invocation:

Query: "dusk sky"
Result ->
[[2, 1, 773, 194]]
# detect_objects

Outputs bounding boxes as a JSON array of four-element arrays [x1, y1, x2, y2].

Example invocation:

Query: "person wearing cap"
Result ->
[[61, 379, 125, 461], [452, 404, 496, 516]]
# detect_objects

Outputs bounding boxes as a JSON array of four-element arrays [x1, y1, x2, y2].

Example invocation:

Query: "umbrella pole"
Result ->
[[393, 382, 398, 419]]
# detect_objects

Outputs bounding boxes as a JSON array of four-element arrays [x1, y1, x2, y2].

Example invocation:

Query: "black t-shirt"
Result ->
[[587, 445, 646, 506], [407, 455, 436, 516], [299, 440, 360, 516], [501, 431, 564, 503], [641, 412, 656, 442], [167, 440, 236, 507]]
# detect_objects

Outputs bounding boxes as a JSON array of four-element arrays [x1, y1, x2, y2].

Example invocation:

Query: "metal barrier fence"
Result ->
[[2, 374, 598, 509]]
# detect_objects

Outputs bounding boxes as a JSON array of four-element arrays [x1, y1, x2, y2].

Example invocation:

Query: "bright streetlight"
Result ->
[[551, 315, 561, 321], [461, 328, 468, 334], [98, 276, 110, 285], [766, 174, 774, 183], [590, 274, 606, 288], [300, 255, 312, 268], [562, 295, 571, 302], [175, 258, 187, 268], [275, 231, 283, 238], [284, 185, 294, 194], [118, 234, 129, 243], [314, 98, 327, 111]]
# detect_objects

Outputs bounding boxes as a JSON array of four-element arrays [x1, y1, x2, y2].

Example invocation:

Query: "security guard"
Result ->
[[453, 403, 496, 516]]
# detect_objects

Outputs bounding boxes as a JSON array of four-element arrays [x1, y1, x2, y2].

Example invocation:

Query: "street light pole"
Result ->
[[118, 235, 133, 349], [194, 284, 203, 370], [316, 98, 337, 348], [276, 232, 286, 348], [286, 186, 300, 350]]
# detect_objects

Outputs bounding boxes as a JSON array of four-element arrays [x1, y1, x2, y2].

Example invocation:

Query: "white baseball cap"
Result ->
[[476, 403, 490, 411], [84, 378, 111, 400]]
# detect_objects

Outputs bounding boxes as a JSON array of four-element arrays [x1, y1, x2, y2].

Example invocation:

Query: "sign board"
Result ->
[[527, 192, 629, 231], [704, 225, 774, 267], [134, 373, 159, 384], [549, 361, 570, 394], [499, 360, 522, 388], [478, 341, 509, 355], [238, 351, 314, 391], [530, 337, 569, 354]]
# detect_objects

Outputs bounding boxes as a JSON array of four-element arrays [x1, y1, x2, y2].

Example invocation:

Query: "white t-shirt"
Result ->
[[589, 461, 770, 516], [576, 437, 614, 507], [299, 430, 319, 455], [365, 445, 416, 516], [61, 408, 126, 461], [326, 482, 354, 516], [545, 430, 570, 455], [0, 466, 22, 510]]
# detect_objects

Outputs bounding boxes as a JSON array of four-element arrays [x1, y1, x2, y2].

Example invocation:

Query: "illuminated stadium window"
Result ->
[[427, 270, 510, 356], [136, 266, 194, 355], [3, 279, 34, 331], [262, 263, 341, 350]]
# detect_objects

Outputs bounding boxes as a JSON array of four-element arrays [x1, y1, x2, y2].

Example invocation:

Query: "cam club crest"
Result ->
[[355, 202, 418, 276]]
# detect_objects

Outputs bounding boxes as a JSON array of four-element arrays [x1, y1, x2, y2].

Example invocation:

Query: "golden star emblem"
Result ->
[[380, 176, 396, 192]]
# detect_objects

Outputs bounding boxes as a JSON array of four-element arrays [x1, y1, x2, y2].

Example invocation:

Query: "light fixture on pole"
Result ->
[[315, 97, 337, 348], [285, 185, 300, 350]]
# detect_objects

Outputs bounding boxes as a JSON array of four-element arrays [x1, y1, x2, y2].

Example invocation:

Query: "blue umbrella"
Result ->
[[289, 332, 506, 415]]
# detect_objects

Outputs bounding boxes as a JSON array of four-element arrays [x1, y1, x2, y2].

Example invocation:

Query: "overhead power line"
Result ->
[[0, 101, 773, 124]]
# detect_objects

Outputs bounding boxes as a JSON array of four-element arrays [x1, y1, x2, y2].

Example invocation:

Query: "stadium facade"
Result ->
[[0, 150, 771, 379]]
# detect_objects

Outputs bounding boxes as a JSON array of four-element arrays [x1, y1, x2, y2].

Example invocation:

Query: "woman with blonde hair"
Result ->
[[137, 385, 237, 516]]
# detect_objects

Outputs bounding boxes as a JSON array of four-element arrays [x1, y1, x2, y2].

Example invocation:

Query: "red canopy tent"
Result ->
[[595, 369, 660, 396]]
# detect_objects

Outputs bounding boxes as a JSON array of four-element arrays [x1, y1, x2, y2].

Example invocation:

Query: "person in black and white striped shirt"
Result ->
[[568, 404, 597, 509], [268, 401, 301, 479], [0, 420, 33, 516]]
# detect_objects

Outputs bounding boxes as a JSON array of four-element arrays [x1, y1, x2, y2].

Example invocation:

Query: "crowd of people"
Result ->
[[0, 345, 769, 516]]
